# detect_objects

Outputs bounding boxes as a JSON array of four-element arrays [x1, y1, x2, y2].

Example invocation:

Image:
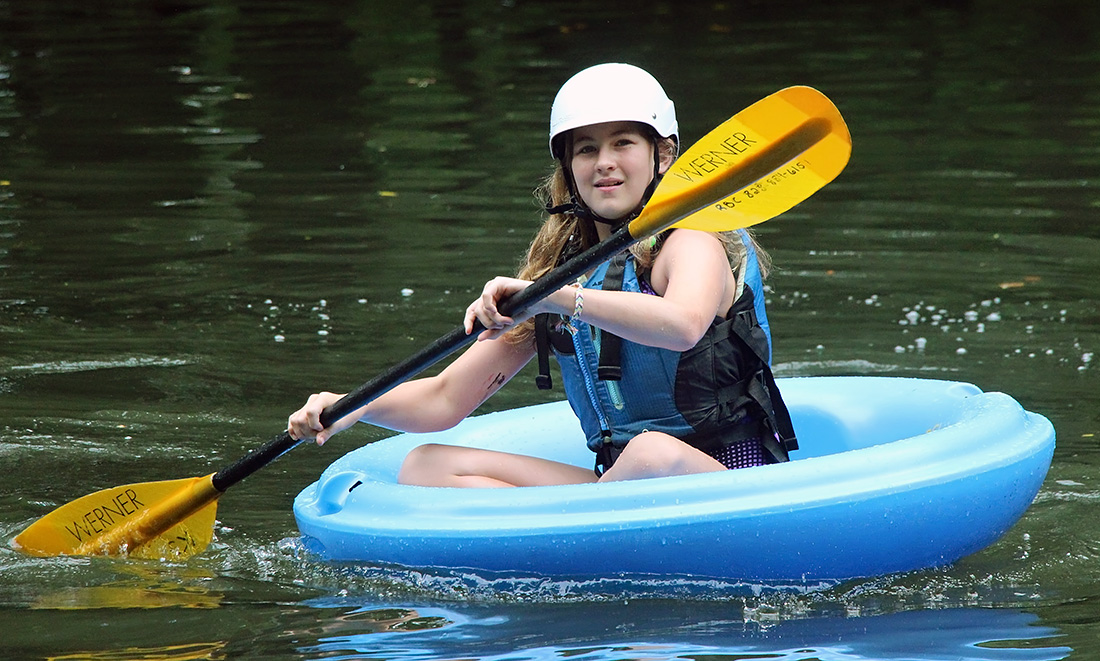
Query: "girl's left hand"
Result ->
[[464, 276, 533, 341]]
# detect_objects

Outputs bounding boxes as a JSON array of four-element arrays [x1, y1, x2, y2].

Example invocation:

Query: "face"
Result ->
[[568, 121, 671, 221]]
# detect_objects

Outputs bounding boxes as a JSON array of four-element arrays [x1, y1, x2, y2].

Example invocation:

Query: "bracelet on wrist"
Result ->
[[563, 282, 583, 335]]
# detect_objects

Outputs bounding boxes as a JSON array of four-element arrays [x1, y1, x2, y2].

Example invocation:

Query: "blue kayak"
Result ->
[[293, 376, 1055, 582]]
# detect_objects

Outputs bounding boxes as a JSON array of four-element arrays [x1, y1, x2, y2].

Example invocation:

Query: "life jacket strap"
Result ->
[[596, 254, 627, 381], [534, 313, 553, 390], [594, 435, 621, 476], [727, 298, 799, 456]]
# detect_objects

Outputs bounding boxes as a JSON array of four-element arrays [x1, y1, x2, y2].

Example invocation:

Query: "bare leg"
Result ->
[[398, 443, 598, 488], [598, 431, 726, 482]]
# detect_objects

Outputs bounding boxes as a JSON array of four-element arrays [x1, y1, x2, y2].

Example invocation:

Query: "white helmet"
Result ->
[[549, 63, 678, 159]]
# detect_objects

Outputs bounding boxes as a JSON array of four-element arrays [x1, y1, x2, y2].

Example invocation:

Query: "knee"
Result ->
[[622, 432, 683, 465], [397, 443, 449, 485], [605, 432, 684, 479]]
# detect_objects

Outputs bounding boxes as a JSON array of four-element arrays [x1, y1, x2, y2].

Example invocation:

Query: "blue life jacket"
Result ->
[[533, 230, 797, 473]]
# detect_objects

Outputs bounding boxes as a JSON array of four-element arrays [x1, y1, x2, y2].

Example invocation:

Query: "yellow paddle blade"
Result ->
[[14, 474, 221, 561], [630, 86, 851, 238]]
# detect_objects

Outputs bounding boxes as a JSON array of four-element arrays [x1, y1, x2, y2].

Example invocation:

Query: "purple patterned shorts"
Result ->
[[708, 437, 770, 470]]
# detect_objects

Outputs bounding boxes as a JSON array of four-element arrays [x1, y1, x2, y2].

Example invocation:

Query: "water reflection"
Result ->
[[46, 642, 226, 661], [33, 582, 222, 611], [23, 562, 223, 611], [298, 601, 1070, 661]]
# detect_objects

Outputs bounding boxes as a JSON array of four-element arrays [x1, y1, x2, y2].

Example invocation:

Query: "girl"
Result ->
[[287, 63, 796, 487]]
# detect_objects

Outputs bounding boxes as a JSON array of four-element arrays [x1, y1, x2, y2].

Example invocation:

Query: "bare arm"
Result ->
[[469, 229, 735, 351], [288, 335, 535, 445]]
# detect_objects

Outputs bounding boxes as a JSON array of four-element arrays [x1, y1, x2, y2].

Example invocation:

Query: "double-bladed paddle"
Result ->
[[13, 86, 851, 561]]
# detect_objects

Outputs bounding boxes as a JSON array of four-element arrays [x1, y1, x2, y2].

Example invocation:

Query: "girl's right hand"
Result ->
[[463, 276, 575, 341], [287, 391, 358, 446], [463, 276, 530, 341]]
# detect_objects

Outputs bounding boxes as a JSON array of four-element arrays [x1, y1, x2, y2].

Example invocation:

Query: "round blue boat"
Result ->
[[293, 376, 1055, 582]]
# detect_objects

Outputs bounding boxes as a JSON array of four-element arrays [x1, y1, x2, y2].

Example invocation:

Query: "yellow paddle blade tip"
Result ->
[[630, 86, 851, 237], [13, 475, 221, 561]]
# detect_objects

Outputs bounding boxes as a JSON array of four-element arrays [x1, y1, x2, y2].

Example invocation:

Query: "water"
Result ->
[[0, 0, 1097, 658]]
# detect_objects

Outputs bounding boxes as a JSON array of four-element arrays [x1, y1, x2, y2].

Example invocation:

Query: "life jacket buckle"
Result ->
[[597, 365, 622, 381]]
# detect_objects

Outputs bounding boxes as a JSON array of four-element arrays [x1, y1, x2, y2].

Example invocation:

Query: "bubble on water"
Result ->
[[986, 312, 1002, 322], [964, 310, 979, 322], [914, 337, 927, 350], [274, 334, 285, 342], [956, 347, 968, 355], [401, 288, 415, 297]]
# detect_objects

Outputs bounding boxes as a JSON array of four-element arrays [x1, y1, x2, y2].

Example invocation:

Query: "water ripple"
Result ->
[[4, 356, 190, 376]]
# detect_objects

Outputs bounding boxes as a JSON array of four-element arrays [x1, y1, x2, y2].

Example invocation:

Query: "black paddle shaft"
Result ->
[[211, 227, 637, 492]]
